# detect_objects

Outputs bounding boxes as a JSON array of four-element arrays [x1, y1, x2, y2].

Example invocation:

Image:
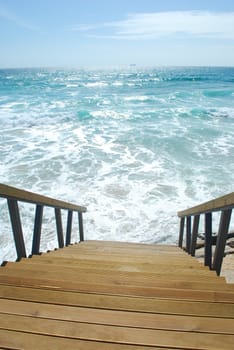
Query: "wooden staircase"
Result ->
[[1, 240, 234, 349]]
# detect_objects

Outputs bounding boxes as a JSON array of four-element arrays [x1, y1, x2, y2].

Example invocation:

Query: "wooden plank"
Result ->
[[5, 254, 222, 274], [1, 299, 234, 335], [26, 262, 215, 282], [1, 274, 234, 302], [21, 256, 220, 277], [44, 244, 205, 262], [58, 250, 187, 260], [49, 248, 197, 261], [0, 183, 87, 212], [67, 241, 184, 251], [1, 285, 234, 318], [178, 191, 234, 217], [83, 240, 181, 249], [59, 245, 187, 257], [0, 262, 230, 292], [44, 253, 201, 266], [2, 262, 229, 285], [1, 240, 234, 349], [0, 313, 234, 349], [24, 252, 203, 264], [6, 260, 223, 282], [40, 252, 217, 272], [62, 242, 186, 252], [0, 329, 167, 350], [46, 245, 188, 256]]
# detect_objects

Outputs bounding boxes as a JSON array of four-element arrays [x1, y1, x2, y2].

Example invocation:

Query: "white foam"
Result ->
[[209, 107, 234, 119], [66, 84, 78, 88], [91, 110, 131, 119], [1, 68, 234, 262], [73, 127, 88, 144], [124, 95, 149, 102], [112, 81, 123, 86], [85, 82, 108, 88], [213, 136, 234, 155]]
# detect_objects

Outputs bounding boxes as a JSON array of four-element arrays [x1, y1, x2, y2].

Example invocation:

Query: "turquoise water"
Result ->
[[0, 67, 234, 260]]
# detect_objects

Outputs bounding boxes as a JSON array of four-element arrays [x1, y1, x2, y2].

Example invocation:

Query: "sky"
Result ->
[[0, 0, 234, 68]]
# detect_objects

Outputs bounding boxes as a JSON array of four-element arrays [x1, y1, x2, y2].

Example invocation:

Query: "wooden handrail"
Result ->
[[178, 192, 234, 217], [178, 192, 234, 276], [0, 183, 87, 261], [0, 184, 87, 213]]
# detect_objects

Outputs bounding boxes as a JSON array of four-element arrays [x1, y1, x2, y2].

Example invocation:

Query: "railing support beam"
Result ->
[[204, 212, 212, 268], [190, 215, 200, 256], [186, 216, 191, 253], [178, 217, 185, 248], [32, 204, 44, 255], [79, 212, 84, 242], [213, 209, 232, 275], [66, 210, 73, 246], [0, 184, 86, 262], [178, 192, 234, 274], [55, 208, 64, 248], [7, 199, 26, 260]]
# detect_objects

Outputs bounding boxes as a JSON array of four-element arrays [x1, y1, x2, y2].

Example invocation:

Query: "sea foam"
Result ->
[[0, 67, 234, 262]]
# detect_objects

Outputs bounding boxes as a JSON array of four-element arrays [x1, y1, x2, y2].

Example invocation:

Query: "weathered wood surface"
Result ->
[[0, 183, 87, 212], [1, 240, 234, 349], [178, 191, 234, 217]]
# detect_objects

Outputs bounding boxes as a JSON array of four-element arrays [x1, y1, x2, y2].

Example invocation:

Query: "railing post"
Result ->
[[190, 215, 200, 256], [213, 209, 232, 275], [55, 208, 64, 248], [65, 210, 73, 246], [78, 212, 84, 242], [32, 204, 44, 255], [186, 216, 191, 253], [204, 212, 212, 268], [178, 217, 185, 248], [7, 199, 26, 260]]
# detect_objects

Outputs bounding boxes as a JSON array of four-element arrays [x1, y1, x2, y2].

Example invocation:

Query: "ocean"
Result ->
[[0, 66, 234, 261]]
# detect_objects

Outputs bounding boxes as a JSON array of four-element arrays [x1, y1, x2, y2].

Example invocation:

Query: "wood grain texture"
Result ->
[[1, 241, 234, 349], [178, 192, 234, 217], [0, 183, 86, 212]]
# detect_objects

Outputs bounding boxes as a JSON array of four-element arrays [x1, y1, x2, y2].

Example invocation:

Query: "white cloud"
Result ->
[[70, 24, 99, 32], [73, 11, 234, 40]]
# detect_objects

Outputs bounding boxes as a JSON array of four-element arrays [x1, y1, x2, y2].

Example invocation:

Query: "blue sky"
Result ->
[[0, 0, 234, 68]]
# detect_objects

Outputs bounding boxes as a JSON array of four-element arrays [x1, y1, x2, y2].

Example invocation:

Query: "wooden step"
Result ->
[[1, 298, 234, 335], [1, 263, 231, 289], [0, 329, 165, 350], [1, 285, 234, 318], [5, 259, 223, 282], [45, 249, 209, 265], [1, 269, 234, 302], [0, 240, 234, 349], [0, 312, 233, 349]]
